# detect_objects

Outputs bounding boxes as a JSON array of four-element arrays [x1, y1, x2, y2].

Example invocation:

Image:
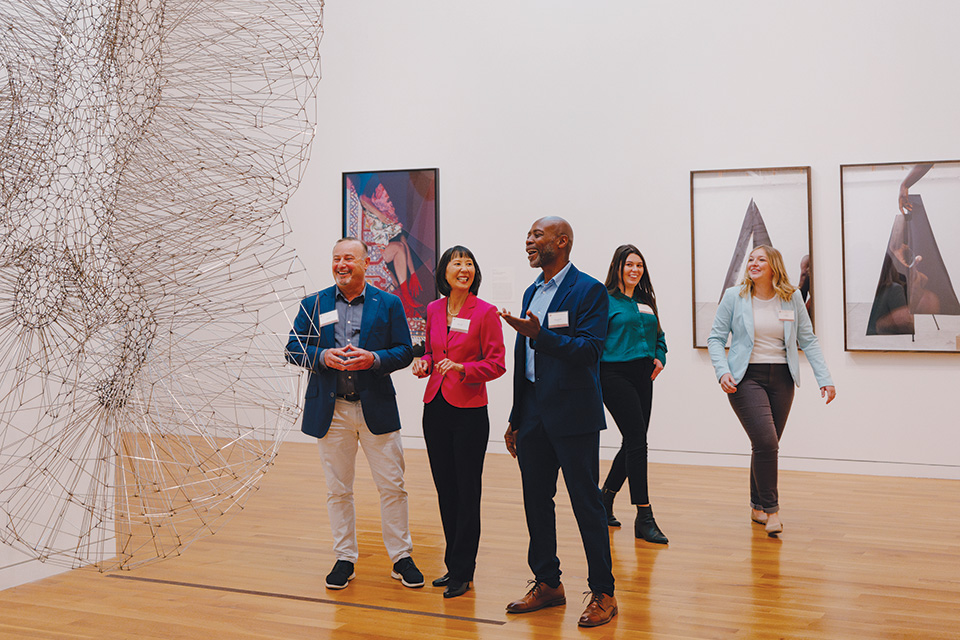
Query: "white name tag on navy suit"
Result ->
[[547, 311, 569, 328], [319, 309, 339, 327]]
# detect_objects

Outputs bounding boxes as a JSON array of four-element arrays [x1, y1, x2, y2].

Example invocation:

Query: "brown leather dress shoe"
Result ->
[[505, 580, 566, 613], [578, 591, 618, 627]]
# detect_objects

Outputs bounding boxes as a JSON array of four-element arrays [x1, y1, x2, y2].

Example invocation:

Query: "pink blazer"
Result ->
[[420, 294, 506, 408]]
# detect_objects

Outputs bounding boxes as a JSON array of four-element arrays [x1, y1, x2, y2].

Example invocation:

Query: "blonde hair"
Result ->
[[739, 245, 797, 301]]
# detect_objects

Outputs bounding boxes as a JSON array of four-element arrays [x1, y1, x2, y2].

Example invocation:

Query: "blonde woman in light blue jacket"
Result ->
[[708, 245, 836, 536]]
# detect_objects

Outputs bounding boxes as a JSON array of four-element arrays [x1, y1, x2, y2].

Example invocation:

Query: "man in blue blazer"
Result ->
[[285, 237, 421, 591], [499, 217, 618, 628]]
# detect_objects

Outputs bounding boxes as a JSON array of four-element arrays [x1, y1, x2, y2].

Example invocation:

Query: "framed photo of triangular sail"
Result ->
[[690, 166, 814, 348], [841, 161, 960, 352]]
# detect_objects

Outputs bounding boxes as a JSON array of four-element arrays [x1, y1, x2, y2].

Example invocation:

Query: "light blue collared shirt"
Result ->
[[525, 262, 573, 382], [320, 284, 381, 394]]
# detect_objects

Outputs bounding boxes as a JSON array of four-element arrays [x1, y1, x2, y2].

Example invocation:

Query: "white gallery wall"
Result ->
[[3, 0, 958, 595], [282, 0, 960, 480]]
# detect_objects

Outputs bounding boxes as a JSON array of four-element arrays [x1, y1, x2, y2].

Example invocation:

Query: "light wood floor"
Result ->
[[1, 442, 958, 639]]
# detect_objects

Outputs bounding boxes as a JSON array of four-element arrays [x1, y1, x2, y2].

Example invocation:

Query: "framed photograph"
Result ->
[[343, 168, 439, 354], [691, 167, 813, 348], [841, 161, 960, 352]]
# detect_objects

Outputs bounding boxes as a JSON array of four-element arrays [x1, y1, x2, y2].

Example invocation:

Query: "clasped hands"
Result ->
[[411, 358, 464, 378], [323, 344, 375, 371]]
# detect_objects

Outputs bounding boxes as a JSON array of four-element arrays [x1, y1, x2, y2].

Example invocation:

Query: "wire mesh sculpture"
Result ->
[[0, 0, 323, 570]]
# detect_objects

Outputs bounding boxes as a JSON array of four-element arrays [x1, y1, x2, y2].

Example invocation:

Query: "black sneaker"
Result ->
[[390, 556, 424, 588], [325, 560, 355, 589]]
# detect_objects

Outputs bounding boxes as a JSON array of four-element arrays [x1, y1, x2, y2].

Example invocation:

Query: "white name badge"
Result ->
[[450, 317, 471, 333], [319, 309, 339, 327], [548, 311, 569, 328], [778, 309, 796, 322], [637, 303, 655, 315]]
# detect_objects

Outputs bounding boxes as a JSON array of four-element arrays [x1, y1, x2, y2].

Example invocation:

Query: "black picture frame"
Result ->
[[343, 168, 439, 355]]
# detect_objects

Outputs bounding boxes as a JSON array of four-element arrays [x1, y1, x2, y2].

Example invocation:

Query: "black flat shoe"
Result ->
[[443, 580, 470, 598], [432, 574, 450, 587]]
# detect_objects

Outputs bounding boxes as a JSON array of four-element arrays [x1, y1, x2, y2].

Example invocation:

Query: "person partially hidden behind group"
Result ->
[[708, 245, 836, 536], [499, 216, 618, 628], [597, 244, 669, 544], [285, 237, 424, 591], [411, 245, 506, 598]]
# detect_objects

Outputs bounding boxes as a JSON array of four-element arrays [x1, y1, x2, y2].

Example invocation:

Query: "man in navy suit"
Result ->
[[285, 237, 422, 590], [499, 217, 618, 627]]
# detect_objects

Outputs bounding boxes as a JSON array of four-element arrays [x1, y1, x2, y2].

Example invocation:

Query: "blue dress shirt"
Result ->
[[525, 262, 573, 382]]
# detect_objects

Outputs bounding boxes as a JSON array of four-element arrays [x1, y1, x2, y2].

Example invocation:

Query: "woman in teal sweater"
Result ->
[[598, 244, 669, 544]]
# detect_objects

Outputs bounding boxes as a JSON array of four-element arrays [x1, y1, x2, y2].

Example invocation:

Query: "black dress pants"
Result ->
[[514, 382, 614, 596], [600, 359, 655, 505], [422, 392, 489, 582]]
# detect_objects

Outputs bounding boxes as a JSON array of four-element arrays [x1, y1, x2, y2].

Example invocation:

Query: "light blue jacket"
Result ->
[[708, 286, 833, 388]]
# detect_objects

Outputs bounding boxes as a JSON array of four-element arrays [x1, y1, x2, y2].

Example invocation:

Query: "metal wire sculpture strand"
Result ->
[[0, 0, 323, 570]]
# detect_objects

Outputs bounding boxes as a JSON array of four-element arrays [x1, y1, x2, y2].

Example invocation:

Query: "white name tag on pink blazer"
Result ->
[[450, 317, 470, 333]]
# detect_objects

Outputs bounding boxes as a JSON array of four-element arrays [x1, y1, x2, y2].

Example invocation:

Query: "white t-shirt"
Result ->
[[749, 294, 787, 364]]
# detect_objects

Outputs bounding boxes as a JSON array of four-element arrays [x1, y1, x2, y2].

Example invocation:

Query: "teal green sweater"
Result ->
[[601, 291, 667, 363]]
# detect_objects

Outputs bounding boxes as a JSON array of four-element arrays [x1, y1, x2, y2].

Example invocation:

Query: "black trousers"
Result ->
[[727, 364, 795, 514], [600, 359, 655, 505], [515, 382, 614, 595], [422, 392, 489, 582]]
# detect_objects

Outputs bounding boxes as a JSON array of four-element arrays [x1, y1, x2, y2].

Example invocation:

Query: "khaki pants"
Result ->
[[318, 398, 412, 564]]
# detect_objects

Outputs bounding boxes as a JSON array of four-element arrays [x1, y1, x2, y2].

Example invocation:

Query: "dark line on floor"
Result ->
[[638, 448, 960, 469], [106, 574, 506, 625]]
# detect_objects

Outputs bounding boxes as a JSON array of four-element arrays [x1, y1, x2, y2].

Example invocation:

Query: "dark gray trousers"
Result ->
[[727, 364, 795, 513]]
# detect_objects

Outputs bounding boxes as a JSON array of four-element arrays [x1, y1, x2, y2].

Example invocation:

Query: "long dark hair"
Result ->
[[603, 244, 660, 330]]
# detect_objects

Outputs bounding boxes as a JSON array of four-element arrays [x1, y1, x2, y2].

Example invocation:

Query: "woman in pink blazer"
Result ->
[[411, 245, 506, 598]]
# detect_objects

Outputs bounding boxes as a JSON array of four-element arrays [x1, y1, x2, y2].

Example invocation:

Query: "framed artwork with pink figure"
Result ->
[[343, 168, 439, 355]]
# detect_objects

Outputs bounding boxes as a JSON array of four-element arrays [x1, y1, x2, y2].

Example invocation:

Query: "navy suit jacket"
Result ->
[[509, 264, 608, 437], [285, 284, 413, 438]]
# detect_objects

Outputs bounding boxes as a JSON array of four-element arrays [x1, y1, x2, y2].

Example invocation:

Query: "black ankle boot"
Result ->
[[635, 505, 668, 544], [601, 487, 621, 527]]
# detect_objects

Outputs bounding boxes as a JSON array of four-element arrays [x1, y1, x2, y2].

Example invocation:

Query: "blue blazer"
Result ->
[[285, 284, 413, 438], [708, 286, 833, 388], [509, 264, 608, 437]]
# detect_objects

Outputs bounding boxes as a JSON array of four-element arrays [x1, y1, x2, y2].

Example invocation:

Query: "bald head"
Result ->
[[537, 216, 573, 251], [526, 216, 573, 279]]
